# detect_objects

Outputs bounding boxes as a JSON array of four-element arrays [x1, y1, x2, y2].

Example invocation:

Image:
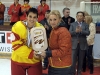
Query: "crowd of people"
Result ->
[[0, 0, 96, 75]]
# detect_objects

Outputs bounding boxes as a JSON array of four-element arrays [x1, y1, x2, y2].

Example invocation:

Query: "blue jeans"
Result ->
[[0, 20, 4, 25]]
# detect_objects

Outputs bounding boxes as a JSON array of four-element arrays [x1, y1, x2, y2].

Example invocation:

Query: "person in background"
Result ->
[[40, 10, 52, 70], [0, 1, 5, 25], [8, 0, 21, 26], [82, 11, 90, 72], [69, 11, 90, 75], [82, 16, 96, 74], [19, 0, 31, 21], [37, 0, 49, 22], [83, 11, 90, 16], [62, 7, 75, 30], [11, 8, 43, 75], [39, 10, 72, 75], [40, 10, 52, 39]]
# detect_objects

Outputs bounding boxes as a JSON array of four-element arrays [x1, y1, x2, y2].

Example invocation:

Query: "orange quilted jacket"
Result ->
[[48, 27, 72, 68]]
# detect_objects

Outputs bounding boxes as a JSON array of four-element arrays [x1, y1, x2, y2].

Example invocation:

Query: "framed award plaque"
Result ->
[[30, 27, 48, 52]]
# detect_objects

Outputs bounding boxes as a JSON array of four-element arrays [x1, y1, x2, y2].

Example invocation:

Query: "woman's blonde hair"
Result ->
[[48, 10, 62, 25], [85, 16, 93, 25], [83, 11, 90, 16], [48, 10, 62, 19]]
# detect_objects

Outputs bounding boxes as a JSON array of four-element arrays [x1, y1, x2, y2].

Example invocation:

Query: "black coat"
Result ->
[[40, 18, 52, 39], [62, 16, 75, 30]]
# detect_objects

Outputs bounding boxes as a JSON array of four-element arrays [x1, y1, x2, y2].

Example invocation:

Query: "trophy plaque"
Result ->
[[30, 27, 48, 53]]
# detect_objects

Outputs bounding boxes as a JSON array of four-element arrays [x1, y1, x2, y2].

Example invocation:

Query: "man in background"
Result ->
[[0, 1, 5, 25], [37, 0, 49, 22], [62, 7, 75, 30], [69, 11, 90, 75]]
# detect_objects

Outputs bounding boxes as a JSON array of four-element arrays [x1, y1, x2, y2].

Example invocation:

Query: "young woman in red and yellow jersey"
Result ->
[[11, 8, 43, 75]]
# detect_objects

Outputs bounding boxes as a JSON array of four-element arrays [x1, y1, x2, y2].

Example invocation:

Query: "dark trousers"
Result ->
[[0, 20, 4, 25], [82, 45, 94, 74], [71, 44, 86, 75], [48, 66, 72, 75]]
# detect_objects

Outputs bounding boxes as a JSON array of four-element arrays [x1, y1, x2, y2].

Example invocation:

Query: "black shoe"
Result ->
[[90, 64, 94, 74], [82, 69, 86, 72], [90, 68, 93, 74], [82, 67, 86, 72]]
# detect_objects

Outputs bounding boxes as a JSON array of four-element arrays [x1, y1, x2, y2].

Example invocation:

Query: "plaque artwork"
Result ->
[[30, 27, 48, 53]]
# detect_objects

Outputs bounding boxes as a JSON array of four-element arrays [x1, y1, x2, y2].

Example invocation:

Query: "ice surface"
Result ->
[[0, 59, 11, 75]]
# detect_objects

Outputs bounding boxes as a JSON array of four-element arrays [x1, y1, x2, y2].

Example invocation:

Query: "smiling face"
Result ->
[[48, 14, 61, 28], [26, 12, 38, 28]]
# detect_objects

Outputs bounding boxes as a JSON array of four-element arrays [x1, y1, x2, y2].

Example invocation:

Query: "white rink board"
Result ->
[[93, 34, 100, 59]]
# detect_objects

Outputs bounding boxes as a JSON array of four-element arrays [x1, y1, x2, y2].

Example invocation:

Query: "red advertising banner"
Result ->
[[91, 0, 100, 2]]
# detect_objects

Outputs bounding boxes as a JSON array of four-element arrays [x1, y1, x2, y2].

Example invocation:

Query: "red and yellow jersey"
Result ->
[[8, 3, 21, 22], [11, 21, 43, 65], [20, 4, 31, 21]]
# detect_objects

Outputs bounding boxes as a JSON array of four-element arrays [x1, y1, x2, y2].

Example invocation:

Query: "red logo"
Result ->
[[6, 32, 12, 44]]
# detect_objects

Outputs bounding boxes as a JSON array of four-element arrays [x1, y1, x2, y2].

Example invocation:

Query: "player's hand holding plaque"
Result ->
[[30, 27, 48, 57]]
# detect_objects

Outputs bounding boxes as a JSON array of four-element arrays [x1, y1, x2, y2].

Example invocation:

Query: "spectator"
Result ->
[[83, 16, 96, 74], [62, 7, 75, 30], [40, 10, 52, 39], [11, 8, 43, 75], [8, 0, 21, 26], [37, 0, 49, 22], [82, 11, 90, 72], [69, 11, 90, 75], [0, 1, 5, 25], [19, 0, 31, 21], [83, 11, 90, 16], [40, 10, 72, 75]]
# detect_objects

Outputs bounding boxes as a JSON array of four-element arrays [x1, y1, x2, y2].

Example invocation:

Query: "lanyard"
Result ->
[[24, 21, 32, 47], [27, 28, 31, 47]]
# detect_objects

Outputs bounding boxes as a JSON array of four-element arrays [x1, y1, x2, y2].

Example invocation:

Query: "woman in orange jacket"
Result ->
[[39, 10, 72, 75]]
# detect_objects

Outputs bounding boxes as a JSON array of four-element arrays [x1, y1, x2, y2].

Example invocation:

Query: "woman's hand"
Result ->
[[34, 51, 41, 60], [40, 51, 46, 58]]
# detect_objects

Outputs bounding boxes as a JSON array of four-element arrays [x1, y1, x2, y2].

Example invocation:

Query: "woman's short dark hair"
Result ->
[[76, 11, 85, 17], [26, 8, 38, 17], [24, 0, 30, 2], [40, 0, 46, 3]]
